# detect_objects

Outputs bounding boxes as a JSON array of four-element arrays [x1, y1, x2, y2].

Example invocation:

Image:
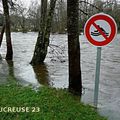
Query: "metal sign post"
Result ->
[[94, 47, 102, 107]]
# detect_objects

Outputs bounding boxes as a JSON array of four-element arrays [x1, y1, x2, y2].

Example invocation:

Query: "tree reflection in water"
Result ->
[[32, 63, 50, 86], [6, 60, 16, 82]]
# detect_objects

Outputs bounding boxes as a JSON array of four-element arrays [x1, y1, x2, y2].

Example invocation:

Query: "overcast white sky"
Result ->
[[20, 0, 40, 7], [0, 0, 40, 13]]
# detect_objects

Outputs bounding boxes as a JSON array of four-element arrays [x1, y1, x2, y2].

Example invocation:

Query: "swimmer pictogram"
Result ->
[[91, 25, 109, 36]]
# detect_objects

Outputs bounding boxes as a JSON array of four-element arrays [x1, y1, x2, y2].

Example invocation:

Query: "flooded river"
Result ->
[[0, 32, 120, 120]]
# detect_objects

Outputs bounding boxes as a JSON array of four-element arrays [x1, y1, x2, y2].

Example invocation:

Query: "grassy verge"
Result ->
[[0, 83, 107, 120]]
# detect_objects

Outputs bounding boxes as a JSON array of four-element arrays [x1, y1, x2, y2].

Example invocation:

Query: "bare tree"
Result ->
[[0, 24, 5, 47], [2, 0, 13, 60], [15, 1, 27, 33], [9, 0, 28, 32], [67, 0, 82, 95], [27, 0, 40, 31], [53, 0, 67, 33], [31, 0, 57, 65]]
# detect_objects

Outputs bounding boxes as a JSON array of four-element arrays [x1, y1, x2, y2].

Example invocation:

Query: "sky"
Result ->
[[0, 0, 40, 13], [18, 0, 40, 8]]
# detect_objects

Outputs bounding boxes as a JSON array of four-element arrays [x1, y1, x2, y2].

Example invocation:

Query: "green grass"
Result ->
[[0, 83, 107, 120]]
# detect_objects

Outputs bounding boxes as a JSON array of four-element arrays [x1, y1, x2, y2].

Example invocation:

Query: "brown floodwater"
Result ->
[[0, 32, 120, 120]]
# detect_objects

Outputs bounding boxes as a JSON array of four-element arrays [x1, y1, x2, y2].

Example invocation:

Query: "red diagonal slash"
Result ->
[[92, 22, 108, 40]]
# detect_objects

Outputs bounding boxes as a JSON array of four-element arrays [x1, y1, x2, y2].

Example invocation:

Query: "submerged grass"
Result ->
[[0, 83, 107, 120]]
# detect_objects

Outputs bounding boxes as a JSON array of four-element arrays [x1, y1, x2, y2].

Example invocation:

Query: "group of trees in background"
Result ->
[[0, 0, 67, 33], [79, 0, 120, 31], [0, 0, 120, 33]]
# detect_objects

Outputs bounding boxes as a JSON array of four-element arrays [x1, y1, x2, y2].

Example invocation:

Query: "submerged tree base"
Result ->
[[30, 0, 57, 65]]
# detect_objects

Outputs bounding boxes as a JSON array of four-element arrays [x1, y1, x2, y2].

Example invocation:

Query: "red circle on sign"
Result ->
[[84, 13, 117, 46]]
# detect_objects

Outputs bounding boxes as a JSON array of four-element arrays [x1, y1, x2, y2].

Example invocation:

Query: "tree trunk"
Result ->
[[2, 0, 13, 60], [0, 24, 5, 47], [21, 16, 26, 33], [67, 0, 82, 95], [30, 0, 57, 65]]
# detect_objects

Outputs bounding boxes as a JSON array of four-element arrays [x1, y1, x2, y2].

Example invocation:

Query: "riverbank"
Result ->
[[0, 82, 107, 120]]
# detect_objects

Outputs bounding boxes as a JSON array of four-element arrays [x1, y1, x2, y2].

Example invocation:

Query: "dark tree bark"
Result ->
[[67, 0, 82, 95], [30, 0, 57, 65], [0, 24, 5, 47], [7, 60, 15, 79], [2, 0, 13, 60]]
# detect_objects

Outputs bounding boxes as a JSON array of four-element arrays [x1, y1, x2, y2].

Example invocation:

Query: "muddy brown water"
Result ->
[[0, 32, 120, 120]]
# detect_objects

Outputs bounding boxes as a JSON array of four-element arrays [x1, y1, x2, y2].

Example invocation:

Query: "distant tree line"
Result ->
[[0, 0, 120, 33], [79, 0, 120, 31], [0, 0, 67, 33]]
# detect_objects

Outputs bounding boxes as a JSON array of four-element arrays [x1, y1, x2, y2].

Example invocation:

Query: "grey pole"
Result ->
[[94, 47, 102, 107]]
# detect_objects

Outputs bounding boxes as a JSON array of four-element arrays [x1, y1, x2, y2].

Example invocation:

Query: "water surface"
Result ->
[[0, 32, 120, 120]]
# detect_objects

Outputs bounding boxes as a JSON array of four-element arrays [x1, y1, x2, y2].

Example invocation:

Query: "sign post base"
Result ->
[[94, 47, 102, 107]]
